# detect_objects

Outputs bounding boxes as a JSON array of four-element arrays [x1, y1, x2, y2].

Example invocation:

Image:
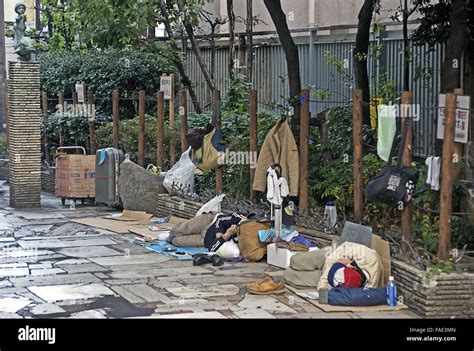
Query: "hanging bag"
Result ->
[[365, 116, 419, 208]]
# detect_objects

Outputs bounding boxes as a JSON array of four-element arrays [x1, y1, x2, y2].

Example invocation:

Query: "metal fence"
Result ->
[[184, 33, 443, 157]]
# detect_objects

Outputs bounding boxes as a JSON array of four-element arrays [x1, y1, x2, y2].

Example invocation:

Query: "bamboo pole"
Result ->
[[138, 90, 146, 167], [41, 92, 49, 162], [249, 90, 258, 201], [353, 89, 364, 222], [157, 91, 165, 169], [58, 93, 65, 147], [112, 90, 120, 149], [169, 74, 176, 165], [453, 88, 464, 180], [299, 89, 310, 214], [87, 91, 96, 155], [438, 93, 457, 261], [401, 91, 413, 246]]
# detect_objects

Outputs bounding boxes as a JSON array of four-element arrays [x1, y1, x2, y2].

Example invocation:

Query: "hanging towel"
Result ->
[[377, 104, 397, 162], [425, 156, 441, 191], [266, 167, 289, 205]]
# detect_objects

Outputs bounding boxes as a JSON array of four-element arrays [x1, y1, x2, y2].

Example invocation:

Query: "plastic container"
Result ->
[[387, 276, 397, 306], [324, 201, 337, 229]]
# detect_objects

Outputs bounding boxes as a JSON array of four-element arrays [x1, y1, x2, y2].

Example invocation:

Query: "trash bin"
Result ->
[[95, 148, 124, 207]]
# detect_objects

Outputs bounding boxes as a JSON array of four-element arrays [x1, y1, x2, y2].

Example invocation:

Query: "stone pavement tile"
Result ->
[[0, 237, 16, 242], [147, 279, 184, 289], [69, 309, 107, 319], [0, 312, 23, 318], [53, 258, 90, 266], [108, 243, 153, 255], [0, 262, 28, 268], [213, 264, 271, 276], [15, 212, 66, 220], [306, 312, 355, 319], [155, 311, 226, 319], [111, 284, 169, 304], [29, 303, 66, 315], [28, 283, 116, 302], [103, 278, 149, 286], [108, 266, 211, 279], [89, 254, 168, 267], [0, 267, 30, 277], [45, 223, 95, 236], [237, 294, 297, 314], [18, 237, 118, 249], [3, 249, 57, 258], [30, 268, 66, 276], [176, 275, 259, 286], [234, 308, 277, 319], [29, 263, 53, 269], [352, 311, 420, 319], [0, 297, 32, 313], [166, 284, 240, 299], [11, 273, 100, 287], [18, 225, 55, 234], [0, 280, 13, 287], [94, 273, 110, 279], [0, 254, 67, 265], [56, 246, 122, 258], [59, 263, 110, 274]]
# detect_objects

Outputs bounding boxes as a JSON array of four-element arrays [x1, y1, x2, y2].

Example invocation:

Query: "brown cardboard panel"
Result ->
[[371, 234, 391, 286], [128, 225, 174, 240], [106, 210, 154, 222], [71, 217, 141, 234]]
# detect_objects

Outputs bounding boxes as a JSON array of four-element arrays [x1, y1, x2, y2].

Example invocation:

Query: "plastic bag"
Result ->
[[216, 241, 241, 259], [163, 147, 196, 195], [195, 194, 225, 217]]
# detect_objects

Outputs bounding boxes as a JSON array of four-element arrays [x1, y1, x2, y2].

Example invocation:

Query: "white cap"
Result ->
[[389, 276, 394, 281]]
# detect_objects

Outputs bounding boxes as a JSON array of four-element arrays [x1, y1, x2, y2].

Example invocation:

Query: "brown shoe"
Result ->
[[245, 277, 273, 290], [247, 278, 286, 295]]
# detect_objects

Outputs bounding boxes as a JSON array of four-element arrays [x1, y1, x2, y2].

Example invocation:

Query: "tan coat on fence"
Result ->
[[252, 120, 299, 197]]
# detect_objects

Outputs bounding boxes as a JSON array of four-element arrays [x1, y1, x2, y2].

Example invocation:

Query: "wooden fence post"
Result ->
[[453, 88, 464, 180], [299, 89, 310, 214], [401, 91, 413, 247], [179, 90, 188, 153], [41, 92, 49, 162], [439, 93, 457, 261], [169, 74, 176, 165], [112, 90, 120, 149], [249, 90, 258, 201], [353, 89, 364, 222], [71, 92, 80, 153], [213, 90, 223, 195], [87, 91, 96, 155], [138, 90, 146, 167], [58, 93, 65, 147], [157, 91, 165, 169]]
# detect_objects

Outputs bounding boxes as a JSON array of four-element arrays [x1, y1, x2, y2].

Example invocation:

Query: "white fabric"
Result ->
[[266, 167, 289, 205], [195, 194, 225, 217], [216, 241, 241, 259], [425, 156, 441, 191]]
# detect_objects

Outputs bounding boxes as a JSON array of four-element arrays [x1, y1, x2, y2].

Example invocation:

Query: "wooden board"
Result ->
[[71, 217, 142, 234], [105, 210, 153, 222]]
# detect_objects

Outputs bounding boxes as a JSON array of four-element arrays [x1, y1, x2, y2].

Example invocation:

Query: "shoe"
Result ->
[[245, 277, 273, 290], [193, 254, 213, 266], [246, 278, 286, 295], [211, 255, 225, 267]]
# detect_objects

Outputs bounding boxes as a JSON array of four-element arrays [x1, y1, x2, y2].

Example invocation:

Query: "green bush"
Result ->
[[40, 48, 174, 117]]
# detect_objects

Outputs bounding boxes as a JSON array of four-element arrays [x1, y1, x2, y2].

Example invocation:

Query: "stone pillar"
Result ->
[[8, 61, 41, 208]]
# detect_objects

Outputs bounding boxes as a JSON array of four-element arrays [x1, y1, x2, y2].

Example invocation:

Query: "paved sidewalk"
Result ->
[[0, 186, 419, 319]]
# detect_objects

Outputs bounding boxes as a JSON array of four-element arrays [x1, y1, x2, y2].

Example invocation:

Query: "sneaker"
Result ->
[[211, 255, 225, 267], [246, 278, 286, 295], [192, 254, 213, 266]]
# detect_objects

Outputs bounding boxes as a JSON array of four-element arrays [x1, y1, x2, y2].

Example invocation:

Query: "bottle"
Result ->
[[387, 276, 397, 306], [324, 201, 337, 230]]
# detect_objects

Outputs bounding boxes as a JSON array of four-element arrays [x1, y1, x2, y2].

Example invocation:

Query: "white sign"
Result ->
[[75, 82, 85, 103], [437, 94, 470, 144], [160, 76, 172, 101]]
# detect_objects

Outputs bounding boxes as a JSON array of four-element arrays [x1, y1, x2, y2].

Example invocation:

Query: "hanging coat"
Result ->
[[253, 120, 299, 197]]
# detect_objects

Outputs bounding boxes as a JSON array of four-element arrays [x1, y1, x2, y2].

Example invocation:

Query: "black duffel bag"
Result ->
[[365, 116, 419, 208]]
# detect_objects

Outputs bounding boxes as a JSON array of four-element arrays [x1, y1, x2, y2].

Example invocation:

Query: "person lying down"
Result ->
[[166, 212, 248, 252]]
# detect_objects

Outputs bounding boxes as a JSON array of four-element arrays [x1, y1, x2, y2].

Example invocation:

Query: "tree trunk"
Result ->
[[354, 0, 375, 126], [159, 1, 202, 114], [402, 0, 410, 92], [263, 0, 301, 129], [246, 0, 254, 84], [440, 0, 469, 93], [227, 0, 236, 80]]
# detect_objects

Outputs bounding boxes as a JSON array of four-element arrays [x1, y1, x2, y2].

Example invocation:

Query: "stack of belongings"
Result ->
[[283, 222, 390, 307]]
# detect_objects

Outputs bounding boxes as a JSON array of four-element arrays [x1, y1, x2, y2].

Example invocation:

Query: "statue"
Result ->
[[13, 3, 35, 61]]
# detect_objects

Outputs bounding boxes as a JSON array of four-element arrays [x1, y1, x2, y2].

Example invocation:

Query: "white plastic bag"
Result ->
[[163, 147, 196, 195], [195, 194, 225, 217], [216, 241, 241, 259]]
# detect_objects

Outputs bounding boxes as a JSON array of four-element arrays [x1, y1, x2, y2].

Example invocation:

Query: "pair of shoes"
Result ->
[[246, 277, 286, 295], [192, 254, 225, 267], [275, 241, 309, 252]]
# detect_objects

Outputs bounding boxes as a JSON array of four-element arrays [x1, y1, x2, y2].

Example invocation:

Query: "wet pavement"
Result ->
[[0, 185, 420, 319]]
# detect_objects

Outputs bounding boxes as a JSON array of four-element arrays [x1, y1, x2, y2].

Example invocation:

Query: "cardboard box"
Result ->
[[267, 244, 319, 269], [55, 155, 96, 199]]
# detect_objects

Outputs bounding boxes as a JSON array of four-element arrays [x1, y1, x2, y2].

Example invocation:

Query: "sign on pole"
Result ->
[[160, 75, 173, 101], [437, 94, 470, 144], [75, 82, 85, 104]]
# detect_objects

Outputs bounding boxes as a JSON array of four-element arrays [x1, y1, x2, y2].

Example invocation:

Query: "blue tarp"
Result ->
[[145, 240, 208, 261]]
